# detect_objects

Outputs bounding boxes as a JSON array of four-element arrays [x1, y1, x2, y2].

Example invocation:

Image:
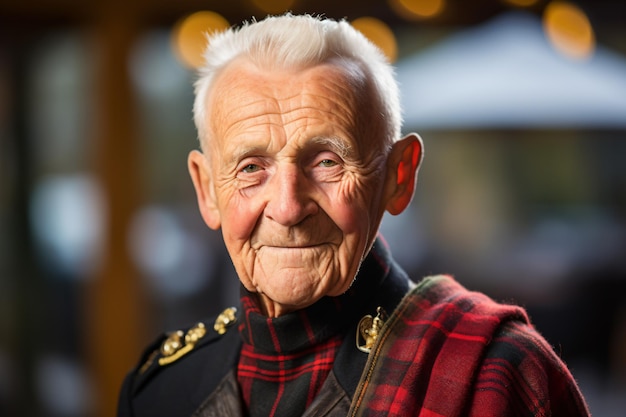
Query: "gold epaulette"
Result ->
[[138, 307, 238, 374]]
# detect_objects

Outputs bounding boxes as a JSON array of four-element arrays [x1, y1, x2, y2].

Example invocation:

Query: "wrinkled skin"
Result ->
[[189, 59, 422, 317]]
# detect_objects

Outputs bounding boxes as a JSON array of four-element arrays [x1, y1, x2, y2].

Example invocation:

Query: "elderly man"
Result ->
[[118, 14, 590, 417]]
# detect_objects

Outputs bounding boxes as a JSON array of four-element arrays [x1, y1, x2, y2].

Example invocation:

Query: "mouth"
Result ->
[[252, 239, 336, 253], [262, 243, 327, 250]]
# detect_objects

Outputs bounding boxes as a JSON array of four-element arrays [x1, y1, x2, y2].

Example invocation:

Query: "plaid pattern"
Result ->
[[237, 292, 344, 417], [349, 275, 590, 417], [118, 238, 588, 416], [236, 240, 394, 417]]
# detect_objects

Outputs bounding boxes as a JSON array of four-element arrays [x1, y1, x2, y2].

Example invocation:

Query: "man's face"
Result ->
[[196, 60, 392, 316]]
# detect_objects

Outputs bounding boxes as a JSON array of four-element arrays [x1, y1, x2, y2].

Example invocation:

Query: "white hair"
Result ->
[[193, 14, 402, 150]]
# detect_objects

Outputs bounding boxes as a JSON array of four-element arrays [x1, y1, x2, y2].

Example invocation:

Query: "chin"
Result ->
[[266, 288, 318, 309]]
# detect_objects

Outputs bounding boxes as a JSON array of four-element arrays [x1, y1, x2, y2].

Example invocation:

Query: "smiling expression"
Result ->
[[190, 59, 401, 316]]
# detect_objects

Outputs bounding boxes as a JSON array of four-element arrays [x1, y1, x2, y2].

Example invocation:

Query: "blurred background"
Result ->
[[1, 0, 625, 415]]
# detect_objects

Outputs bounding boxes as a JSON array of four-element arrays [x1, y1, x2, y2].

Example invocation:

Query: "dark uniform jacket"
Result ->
[[117, 239, 590, 417]]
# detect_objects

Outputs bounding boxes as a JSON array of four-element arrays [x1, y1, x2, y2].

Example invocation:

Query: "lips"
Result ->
[[251, 228, 338, 249], [250, 215, 344, 251], [258, 242, 329, 251]]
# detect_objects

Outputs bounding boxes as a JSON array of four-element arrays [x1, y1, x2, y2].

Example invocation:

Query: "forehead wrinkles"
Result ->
[[208, 61, 366, 155]]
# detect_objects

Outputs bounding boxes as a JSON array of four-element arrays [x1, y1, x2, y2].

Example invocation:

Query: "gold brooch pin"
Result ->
[[214, 307, 237, 335], [356, 307, 387, 353], [158, 322, 206, 366]]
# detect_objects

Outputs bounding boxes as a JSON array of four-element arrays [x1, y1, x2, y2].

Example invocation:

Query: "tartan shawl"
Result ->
[[349, 275, 590, 417]]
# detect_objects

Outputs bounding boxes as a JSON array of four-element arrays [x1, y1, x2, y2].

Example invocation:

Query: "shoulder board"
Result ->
[[130, 306, 239, 394]]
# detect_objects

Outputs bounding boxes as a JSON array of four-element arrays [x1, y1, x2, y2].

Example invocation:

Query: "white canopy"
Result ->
[[396, 12, 626, 129]]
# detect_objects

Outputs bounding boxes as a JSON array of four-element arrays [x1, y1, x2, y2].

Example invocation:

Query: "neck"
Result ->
[[254, 292, 296, 318]]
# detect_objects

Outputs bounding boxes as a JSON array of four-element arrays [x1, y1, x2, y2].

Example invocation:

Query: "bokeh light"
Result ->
[[250, 0, 297, 14], [351, 17, 398, 63], [502, 0, 539, 7], [172, 11, 230, 69], [543, 1, 595, 60], [389, 0, 445, 21]]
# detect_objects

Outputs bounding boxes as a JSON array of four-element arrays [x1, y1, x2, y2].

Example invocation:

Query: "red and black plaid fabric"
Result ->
[[235, 238, 400, 417], [237, 293, 344, 416], [236, 241, 393, 417], [349, 275, 591, 417]]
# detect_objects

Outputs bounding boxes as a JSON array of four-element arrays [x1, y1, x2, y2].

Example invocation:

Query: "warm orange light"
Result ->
[[172, 11, 230, 69], [389, 0, 445, 20], [250, 0, 297, 14], [543, 1, 595, 60], [351, 17, 398, 63], [502, 0, 539, 7]]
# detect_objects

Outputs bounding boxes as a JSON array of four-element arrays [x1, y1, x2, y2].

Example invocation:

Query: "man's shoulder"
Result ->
[[409, 274, 529, 323], [389, 274, 534, 364], [117, 307, 242, 417], [415, 275, 589, 413], [472, 316, 591, 416]]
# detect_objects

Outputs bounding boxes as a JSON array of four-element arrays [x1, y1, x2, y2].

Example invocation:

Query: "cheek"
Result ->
[[220, 194, 261, 245], [325, 186, 377, 238], [327, 185, 386, 257], [332, 204, 369, 236]]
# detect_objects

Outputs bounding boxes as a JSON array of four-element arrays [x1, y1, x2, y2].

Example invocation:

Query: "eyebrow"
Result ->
[[228, 145, 268, 165], [308, 136, 352, 159], [226, 136, 353, 164]]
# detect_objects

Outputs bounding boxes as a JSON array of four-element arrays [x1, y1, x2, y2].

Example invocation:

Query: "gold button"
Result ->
[[214, 307, 238, 335], [161, 330, 184, 357]]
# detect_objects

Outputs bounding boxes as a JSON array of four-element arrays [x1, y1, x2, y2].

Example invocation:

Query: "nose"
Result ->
[[264, 164, 318, 226]]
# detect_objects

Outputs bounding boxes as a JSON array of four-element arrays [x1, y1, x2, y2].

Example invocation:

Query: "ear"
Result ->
[[188, 150, 221, 230], [383, 133, 423, 215]]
